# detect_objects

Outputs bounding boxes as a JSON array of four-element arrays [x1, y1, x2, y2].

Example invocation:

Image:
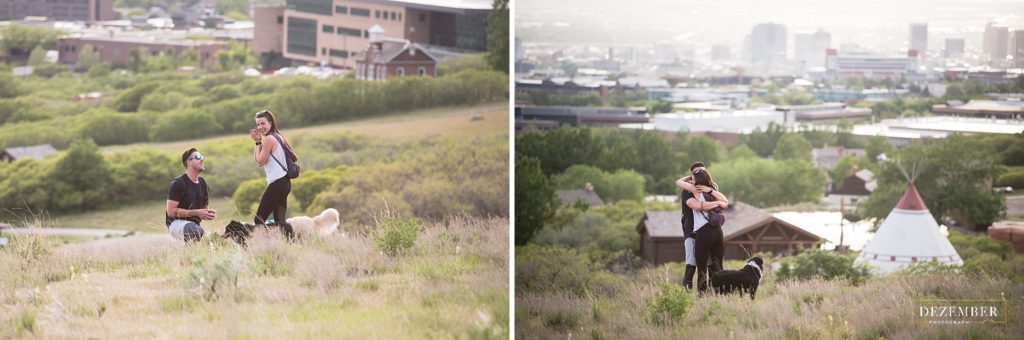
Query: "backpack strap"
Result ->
[[269, 151, 288, 174], [267, 135, 289, 174], [270, 133, 296, 162]]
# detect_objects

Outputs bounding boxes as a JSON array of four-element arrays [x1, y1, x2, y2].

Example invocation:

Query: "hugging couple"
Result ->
[[676, 161, 729, 293]]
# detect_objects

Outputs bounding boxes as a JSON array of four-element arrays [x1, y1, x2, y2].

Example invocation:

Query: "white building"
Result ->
[[641, 109, 785, 134], [824, 49, 918, 78]]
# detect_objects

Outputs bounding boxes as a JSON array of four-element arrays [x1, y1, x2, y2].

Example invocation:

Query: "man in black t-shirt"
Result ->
[[165, 148, 216, 243], [675, 161, 718, 289]]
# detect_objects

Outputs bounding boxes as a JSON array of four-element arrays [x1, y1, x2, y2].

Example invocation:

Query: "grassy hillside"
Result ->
[[516, 252, 1023, 339], [100, 102, 509, 155], [518, 267, 1021, 339], [1, 216, 508, 338], [39, 101, 508, 232]]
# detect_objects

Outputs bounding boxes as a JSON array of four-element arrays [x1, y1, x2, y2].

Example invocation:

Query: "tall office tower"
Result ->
[[750, 22, 787, 68], [944, 38, 964, 59], [984, 22, 1009, 62], [909, 23, 928, 56]]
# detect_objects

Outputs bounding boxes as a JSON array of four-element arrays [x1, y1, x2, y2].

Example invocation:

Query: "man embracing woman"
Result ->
[[676, 162, 729, 293]]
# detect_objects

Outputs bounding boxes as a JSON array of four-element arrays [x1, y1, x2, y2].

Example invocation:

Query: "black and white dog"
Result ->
[[222, 220, 294, 245], [711, 256, 764, 300]]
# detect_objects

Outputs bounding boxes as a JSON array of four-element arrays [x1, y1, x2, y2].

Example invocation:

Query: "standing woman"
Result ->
[[249, 110, 294, 238], [686, 168, 729, 293]]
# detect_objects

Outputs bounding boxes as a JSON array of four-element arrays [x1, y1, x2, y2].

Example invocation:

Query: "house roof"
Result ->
[[812, 147, 866, 169], [2, 144, 57, 160], [637, 201, 823, 241], [556, 189, 604, 208], [832, 169, 876, 196]]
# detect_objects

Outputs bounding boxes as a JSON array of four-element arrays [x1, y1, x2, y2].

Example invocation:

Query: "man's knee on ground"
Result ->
[[183, 223, 205, 242]]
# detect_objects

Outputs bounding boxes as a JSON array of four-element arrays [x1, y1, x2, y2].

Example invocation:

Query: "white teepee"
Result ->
[[855, 184, 963, 274]]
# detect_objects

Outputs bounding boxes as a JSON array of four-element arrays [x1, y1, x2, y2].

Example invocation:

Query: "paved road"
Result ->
[[1007, 196, 1024, 217]]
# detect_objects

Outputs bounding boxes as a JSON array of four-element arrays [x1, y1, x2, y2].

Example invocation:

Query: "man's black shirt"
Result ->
[[166, 174, 208, 227], [681, 190, 696, 238]]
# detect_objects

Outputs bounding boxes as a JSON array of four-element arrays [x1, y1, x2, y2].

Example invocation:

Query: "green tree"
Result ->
[[72, 109, 150, 146], [486, 0, 509, 73], [26, 46, 45, 66], [77, 44, 100, 69], [740, 121, 785, 157], [681, 135, 722, 168], [149, 111, 222, 141], [107, 149, 179, 205], [0, 24, 61, 57], [516, 127, 602, 176], [139, 91, 189, 112], [712, 157, 825, 207], [114, 82, 161, 112], [865, 136, 893, 163], [860, 136, 1005, 230], [603, 169, 646, 202], [0, 72, 21, 98], [631, 131, 675, 194], [215, 0, 250, 18], [773, 133, 813, 161], [828, 155, 857, 190], [556, 165, 607, 193], [515, 156, 558, 245], [835, 118, 860, 148], [50, 140, 112, 211], [728, 144, 756, 159]]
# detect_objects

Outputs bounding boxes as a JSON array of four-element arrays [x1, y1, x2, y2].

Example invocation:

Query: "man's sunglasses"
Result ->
[[190, 152, 205, 161]]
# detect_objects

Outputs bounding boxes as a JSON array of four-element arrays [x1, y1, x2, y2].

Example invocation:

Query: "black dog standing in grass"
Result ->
[[711, 256, 764, 300], [222, 220, 294, 246]]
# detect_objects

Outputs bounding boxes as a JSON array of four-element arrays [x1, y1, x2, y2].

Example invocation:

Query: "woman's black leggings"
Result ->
[[695, 223, 725, 293], [255, 176, 292, 237]]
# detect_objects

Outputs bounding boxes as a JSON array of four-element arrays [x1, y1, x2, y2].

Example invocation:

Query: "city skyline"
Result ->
[[516, 0, 1024, 56]]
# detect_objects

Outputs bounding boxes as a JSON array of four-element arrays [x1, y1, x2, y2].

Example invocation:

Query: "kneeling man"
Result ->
[[166, 148, 216, 243]]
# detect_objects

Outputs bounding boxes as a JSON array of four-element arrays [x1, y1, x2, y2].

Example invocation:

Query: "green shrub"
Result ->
[[184, 250, 243, 301], [139, 91, 189, 112], [15, 310, 35, 335], [948, 228, 1022, 281], [32, 63, 66, 78], [114, 82, 160, 112], [774, 248, 871, 285], [72, 109, 150, 146], [291, 171, 339, 212], [995, 167, 1024, 191], [160, 295, 200, 312], [514, 244, 622, 297], [373, 216, 420, 256], [647, 283, 693, 325], [149, 110, 221, 141], [231, 178, 267, 216], [192, 84, 241, 108]]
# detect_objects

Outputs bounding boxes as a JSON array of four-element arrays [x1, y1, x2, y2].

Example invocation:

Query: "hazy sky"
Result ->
[[516, 0, 1024, 53]]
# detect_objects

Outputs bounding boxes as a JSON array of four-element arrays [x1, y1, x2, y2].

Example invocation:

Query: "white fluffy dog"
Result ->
[[287, 208, 340, 239]]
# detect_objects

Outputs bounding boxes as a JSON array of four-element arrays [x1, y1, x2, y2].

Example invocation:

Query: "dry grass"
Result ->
[[0, 215, 508, 338], [516, 263, 1024, 339]]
